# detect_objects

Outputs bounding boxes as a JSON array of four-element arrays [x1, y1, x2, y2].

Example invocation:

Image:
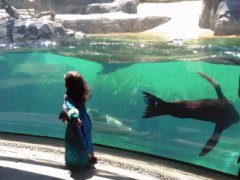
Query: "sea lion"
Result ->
[[87, 108, 132, 134], [3, 0, 20, 20], [59, 109, 133, 135], [238, 75, 240, 98], [142, 72, 239, 156]]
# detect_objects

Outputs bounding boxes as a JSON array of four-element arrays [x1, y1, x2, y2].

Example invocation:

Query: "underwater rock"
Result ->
[[199, 0, 240, 35]]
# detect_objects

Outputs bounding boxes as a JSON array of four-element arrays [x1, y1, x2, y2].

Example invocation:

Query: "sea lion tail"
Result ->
[[142, 91, 167, 118]]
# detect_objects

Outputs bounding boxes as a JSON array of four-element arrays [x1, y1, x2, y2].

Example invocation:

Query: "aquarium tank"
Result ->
[[0, 0, 240, 177]]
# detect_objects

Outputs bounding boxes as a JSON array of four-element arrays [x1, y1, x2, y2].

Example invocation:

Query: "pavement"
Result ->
[[0, 133, 238, 180], [0, 133, 156, 180]]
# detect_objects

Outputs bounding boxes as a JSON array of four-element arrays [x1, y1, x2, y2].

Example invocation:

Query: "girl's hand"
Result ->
[[59, 111, 69, 123], [75, 118, 82, 127]]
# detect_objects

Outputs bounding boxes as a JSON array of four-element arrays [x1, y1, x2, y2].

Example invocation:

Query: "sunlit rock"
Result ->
[[0, 0, 139, 14], [56, 13, 170, 33], [0, 18, 83, 45], [199, 0, 240, 35]]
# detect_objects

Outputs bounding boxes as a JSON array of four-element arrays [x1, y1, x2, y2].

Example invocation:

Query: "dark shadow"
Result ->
[[70, 166, 134, 180], [0, 155, 131, 180], [225, 0, 240, 18], [238, 156, 240, 177], [97, 63, 132, 75], [0, 155, 65, 170], [0, 166, 62, 180], [69, 167, 95, 180], [142, 72, 240, 156]]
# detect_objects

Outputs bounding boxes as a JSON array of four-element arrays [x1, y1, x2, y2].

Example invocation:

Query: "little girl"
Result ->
[[59, 71, 97, 168]]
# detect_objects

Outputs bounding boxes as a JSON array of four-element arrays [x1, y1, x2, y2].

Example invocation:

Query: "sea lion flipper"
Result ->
[[238, 156, 240, 164], [197, 72, 225, 99], [142, 91, 167, 118], [238, 75, 240, 98], [143, 91, 159, 106], [199, 125, 223, 156]]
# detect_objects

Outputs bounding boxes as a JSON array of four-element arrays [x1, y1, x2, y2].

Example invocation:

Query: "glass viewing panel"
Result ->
[[0, 0, 240, 176]]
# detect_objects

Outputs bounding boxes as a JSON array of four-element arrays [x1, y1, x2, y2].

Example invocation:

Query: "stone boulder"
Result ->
[[54, 0, 138, 14], [199, 0, 240, 35], [56, 13, 171, 33], [0, 18, 83, 45]]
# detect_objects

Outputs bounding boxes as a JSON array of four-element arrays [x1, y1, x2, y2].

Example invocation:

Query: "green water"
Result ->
[[0, 36, 240, 175]]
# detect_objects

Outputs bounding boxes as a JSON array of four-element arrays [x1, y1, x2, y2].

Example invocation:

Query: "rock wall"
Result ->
[[140, 0, 199, 2], [0, 0, 138, 14], [0, 18, 80, 45], [199, 0, 240, 35]]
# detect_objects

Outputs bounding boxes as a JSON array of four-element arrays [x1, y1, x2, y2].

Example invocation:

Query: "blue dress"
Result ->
[[63, 96, 94, 168]]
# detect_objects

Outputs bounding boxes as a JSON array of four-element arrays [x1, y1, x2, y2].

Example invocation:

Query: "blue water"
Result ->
[[0, 35, 240, 175]]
